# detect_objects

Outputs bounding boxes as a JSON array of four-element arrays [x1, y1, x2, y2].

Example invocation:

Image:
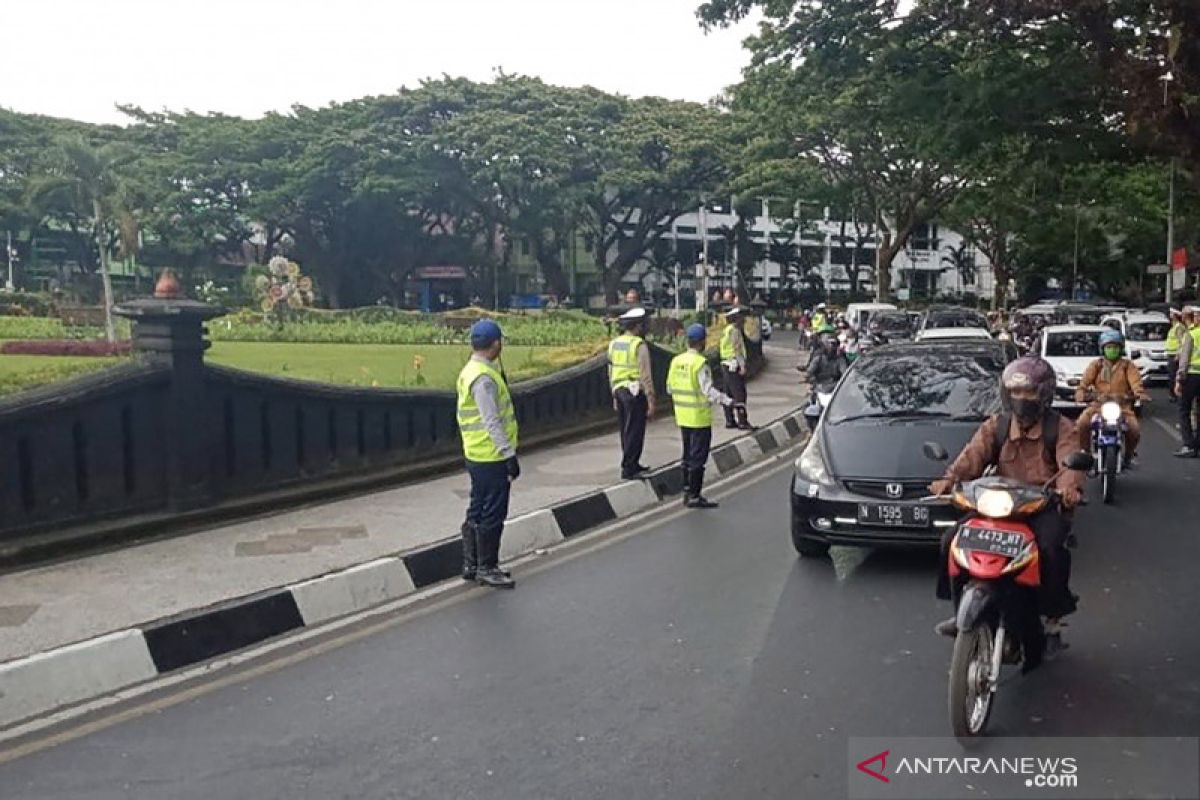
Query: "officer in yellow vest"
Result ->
[[456, 319, 519, 588], [609, 307, 657, 479], [719, 306, 753, 430], [1174, 306, 1200, 458], [1166, 307, 1187, 400], [669, 324, 734, 508]]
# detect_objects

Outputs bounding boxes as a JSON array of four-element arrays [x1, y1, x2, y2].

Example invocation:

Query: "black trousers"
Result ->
[[1180, 374, 1200, 449], [1167, 357, 1179, 397], [615, 388, 648, 475], [680, 426, 712, 496], [721, 366, 749, 426], [465, 460, 512, 569], [937, 507, 1075, 619]]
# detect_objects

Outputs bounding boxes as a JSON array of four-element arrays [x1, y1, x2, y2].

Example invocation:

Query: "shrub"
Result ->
[[0, 291, 54, 317], [0, 339, 133, 357]]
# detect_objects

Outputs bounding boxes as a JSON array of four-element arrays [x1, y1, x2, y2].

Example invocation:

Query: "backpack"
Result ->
[[991, 410, 1060, 468]]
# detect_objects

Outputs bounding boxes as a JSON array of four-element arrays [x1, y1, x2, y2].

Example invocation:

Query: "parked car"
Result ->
[[1037, 324, 1150, 413], [789, 339, 1010, 556], [846, 302, 898, 332], [1101, 312, 1172, 383]]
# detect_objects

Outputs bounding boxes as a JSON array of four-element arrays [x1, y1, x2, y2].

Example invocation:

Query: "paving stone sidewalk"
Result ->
[[0, 338, 807, 664]]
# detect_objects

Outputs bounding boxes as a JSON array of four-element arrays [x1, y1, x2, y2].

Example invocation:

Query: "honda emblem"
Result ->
[[885, 482, 903, 499]]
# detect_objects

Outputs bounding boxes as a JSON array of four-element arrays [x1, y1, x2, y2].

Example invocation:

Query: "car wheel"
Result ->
[[791, 514, 831, 557]]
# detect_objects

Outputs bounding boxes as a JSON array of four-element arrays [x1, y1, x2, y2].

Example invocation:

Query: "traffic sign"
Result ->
[[1147, 263, 1169, 275]]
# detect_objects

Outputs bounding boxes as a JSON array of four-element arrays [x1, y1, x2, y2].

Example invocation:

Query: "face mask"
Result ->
[[1103, 345, 1121, 361], [1011, 398, 1042, 422]]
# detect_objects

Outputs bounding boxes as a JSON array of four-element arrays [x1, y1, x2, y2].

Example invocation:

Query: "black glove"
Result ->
[[506, 456, 521, 481]]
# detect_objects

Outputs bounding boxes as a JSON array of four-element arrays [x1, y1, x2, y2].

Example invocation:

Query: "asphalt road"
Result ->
[[3, 396, 1198, 800]]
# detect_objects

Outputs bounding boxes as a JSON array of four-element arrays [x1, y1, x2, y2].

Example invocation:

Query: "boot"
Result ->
[[685, 467, 719, 509], [460, 521, 478, 581], [934, 618, 958, 637], [735, 405, 755, 431], [475, 525, 515, 589], [679, 466, 693, 506]]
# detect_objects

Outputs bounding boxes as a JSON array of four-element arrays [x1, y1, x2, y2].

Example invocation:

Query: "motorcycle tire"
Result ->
[[949, 622, 996, 740], [1101, 446, 1117, 505]]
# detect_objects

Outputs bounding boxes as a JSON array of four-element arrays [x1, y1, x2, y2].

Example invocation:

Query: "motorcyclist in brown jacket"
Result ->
[[1075, 328, 1149, 466]]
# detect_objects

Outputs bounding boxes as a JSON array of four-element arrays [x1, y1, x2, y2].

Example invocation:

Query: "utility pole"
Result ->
[[1071, 205, 1081, 301], [5, 231, 14, 291], [696, 202, 708, 313], [1167, 158, 1176, 304]]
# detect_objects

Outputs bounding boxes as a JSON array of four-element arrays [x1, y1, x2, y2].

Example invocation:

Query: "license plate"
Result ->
[[957, 527, 1025, 558], [857, 503, 931, 528]]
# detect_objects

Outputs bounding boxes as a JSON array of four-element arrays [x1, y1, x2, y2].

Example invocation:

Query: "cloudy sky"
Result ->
[[3, 0, 757, 124]]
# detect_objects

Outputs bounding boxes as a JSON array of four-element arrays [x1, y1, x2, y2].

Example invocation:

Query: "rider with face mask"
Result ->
[[1075, 329, 1148, 466], [805, 324, 847, 385], [929, 356, 1084, 641]]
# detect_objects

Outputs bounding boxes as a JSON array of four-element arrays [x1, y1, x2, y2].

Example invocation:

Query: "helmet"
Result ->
[[1000, 356, 1055, 411], [686, 323, 707, 342], [816, 303, 827, 310], [1098, 329, 1124, 350], [469, 319, 503, 349]]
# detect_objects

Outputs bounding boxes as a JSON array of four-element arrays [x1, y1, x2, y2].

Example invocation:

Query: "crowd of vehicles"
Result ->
[[791, 298, 1174, 738]]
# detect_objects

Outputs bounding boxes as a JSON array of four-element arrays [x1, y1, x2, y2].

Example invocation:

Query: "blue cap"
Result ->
[[470, 319, 503, 348], [686, 323, 707, 342]]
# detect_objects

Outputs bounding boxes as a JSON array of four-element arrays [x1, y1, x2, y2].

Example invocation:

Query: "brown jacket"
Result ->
[[1074, 357, 1147, 404], [941, 414, 1084, 505]]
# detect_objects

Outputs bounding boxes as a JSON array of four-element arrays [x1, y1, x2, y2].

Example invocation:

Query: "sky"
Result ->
[[2, 0, 758, 125]]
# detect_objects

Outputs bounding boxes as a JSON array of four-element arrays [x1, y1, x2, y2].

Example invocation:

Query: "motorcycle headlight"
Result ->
[[1100, 401, 1122, 423], [976, 489, 1015, 518], [795, 437, 834, 486]]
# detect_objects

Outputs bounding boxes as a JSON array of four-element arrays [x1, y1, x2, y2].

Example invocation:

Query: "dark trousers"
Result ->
[[615, 388, 648, 476], [937, 508, 1075, 619], [464, 460, 512, 570], [680, 426, 713, 497], [1167, 357, 1179, 397], [1180, 375, 1200, 449], [721, 366, 749, 426]]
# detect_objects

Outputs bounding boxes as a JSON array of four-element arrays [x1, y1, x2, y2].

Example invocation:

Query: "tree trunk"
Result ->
[[92, 198, 116, 343]]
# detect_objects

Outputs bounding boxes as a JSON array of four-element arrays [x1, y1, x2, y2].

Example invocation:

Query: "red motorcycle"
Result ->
[[924, 443, 1092, 738]]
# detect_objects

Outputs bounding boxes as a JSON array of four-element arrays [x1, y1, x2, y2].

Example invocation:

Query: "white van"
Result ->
[[845, 302, 898, 332]]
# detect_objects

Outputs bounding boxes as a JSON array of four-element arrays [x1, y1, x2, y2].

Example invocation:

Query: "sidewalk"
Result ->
[[0, 339, 806, 665]]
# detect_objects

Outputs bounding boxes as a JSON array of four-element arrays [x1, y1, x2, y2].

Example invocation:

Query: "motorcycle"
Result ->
[[923, 442, 1092, 739], [1081, 392, 1142, 505]]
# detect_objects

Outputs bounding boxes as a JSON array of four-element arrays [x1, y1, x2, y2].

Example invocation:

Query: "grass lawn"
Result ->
[[206, 341, 604, 389], [0, 354, 122, 396]]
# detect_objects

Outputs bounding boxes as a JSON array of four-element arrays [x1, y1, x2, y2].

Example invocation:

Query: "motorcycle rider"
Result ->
[[806, 324, 847, 385], [929, 356, 1084, 643], [1074, 329, 1148, 467]]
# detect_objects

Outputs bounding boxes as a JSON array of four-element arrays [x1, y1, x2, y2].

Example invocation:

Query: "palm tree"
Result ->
[[29, 136, 136, 342]]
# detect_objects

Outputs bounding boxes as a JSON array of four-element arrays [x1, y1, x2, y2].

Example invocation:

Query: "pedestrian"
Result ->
[[455, 319, 519, 588], [608, 307, 656, 479], [1165, 307, 1187, 401], [811, 303, 828, 331], [1174, 306, 1200, 458], [624, 287, 642, 306], [668, 324, 734, 509], [720, 306, 754, 430]]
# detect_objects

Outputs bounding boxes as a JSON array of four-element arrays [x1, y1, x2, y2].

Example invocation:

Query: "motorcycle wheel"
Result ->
[[1101, 446, 1116, 505], [949, 622, 996, 739]]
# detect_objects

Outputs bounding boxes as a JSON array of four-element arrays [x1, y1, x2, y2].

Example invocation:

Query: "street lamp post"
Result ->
[[5, 231, 14, 291], [1166, 158, 1176, 303]]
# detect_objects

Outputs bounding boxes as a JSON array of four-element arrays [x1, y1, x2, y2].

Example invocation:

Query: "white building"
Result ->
[[631, 197, 996, 301]]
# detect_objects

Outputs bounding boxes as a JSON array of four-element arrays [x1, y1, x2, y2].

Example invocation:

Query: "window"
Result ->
[[675, 225, 698, 235], [520, 238, 531, 256], [911, 223, 940, 252]]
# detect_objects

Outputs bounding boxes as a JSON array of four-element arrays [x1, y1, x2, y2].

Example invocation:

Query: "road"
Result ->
[[3, 396, 1198, 800]]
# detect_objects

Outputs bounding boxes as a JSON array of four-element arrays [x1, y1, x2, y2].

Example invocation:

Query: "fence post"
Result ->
[[114, 271, 221, 511]]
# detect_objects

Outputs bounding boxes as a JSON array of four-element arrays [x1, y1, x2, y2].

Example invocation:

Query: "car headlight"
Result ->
[[1100, 401, 1122, 423], [795, 436, 834, 486], [976, 489, 1015, 518], [1054, 368, 1066, 384]]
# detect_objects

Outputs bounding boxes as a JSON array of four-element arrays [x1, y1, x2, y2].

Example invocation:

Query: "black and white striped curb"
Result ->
[[0, 409, 809, 731]]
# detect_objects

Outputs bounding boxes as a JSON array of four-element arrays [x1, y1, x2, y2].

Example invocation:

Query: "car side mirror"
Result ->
[[923, 442, 950, 462], [1063, 451, 1094, 471]]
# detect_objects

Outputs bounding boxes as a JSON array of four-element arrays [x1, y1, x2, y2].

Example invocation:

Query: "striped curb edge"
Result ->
[[0, 407, 810, 732]]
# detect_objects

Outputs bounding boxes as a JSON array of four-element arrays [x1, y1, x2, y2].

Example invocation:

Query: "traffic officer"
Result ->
[[720, 306, 753, 430], [456, 319, 518, 589], [668, 324, 733, 509], [1174, 306, 1200, 458], [811, 303, 828, 331], [1166, 307, 1187, 400], [608, 307, 656, 479]]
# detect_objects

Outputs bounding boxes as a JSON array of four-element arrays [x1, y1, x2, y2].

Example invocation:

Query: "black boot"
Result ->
[[679, 466, 693, 505], [475, 525, 515, 589], [685, 467, 718, 509], [736, 405, 755, 431], [460, 521, 478, 581]]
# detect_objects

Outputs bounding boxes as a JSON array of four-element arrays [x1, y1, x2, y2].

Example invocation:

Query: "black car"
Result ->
[[920, 306, 990, 331], [790, 340, 1008, 556], [869, 310, 916, 341]]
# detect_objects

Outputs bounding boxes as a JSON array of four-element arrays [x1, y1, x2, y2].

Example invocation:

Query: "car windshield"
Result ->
[[1045, 331, 1098, 357], [826, 353, 1002, 424], [1128, 322, 1170, 340], [873, 313, 911, 331], [926, 311, 987, 329], [1056, 309, 1103, 325]]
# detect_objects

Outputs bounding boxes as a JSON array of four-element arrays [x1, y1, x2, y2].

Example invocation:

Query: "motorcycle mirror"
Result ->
[[1063, 451, 1094, 471], [922, 442, 950, 462]]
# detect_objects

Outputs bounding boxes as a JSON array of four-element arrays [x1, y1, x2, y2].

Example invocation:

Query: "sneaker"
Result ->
[[476, 568, 516, 589], [685, 495, 719, 509], [1173, 446, 1198, 458], [934, 618, 958, 638]]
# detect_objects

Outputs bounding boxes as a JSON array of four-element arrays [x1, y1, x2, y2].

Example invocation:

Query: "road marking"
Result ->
[[0, 437, 808, 763], [1151, 415, 1182, 443]]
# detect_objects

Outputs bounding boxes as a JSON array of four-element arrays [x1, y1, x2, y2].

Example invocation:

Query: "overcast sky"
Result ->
[[3, 0, 757, 125]]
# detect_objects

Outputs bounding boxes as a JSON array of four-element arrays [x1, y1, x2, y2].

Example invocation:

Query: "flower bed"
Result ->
[[0, 339, 133, 357]]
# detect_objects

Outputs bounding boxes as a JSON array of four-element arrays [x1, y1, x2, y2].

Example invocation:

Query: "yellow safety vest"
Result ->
[[812, 312, 827, 330], [1166, 322, 1186, 356], [719, 324, 741, 361], [456, 358, 519, 462], [1189, 328, 1200, 375], [668, 350, 713, 429], [607, 334, 644, 389]]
